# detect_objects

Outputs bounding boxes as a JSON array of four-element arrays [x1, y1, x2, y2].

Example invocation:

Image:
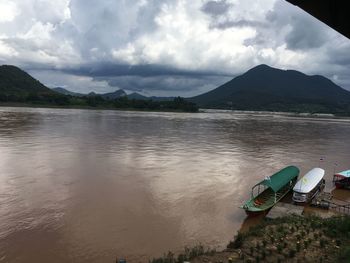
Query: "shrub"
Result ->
[[277, 244, 283, 253], [262, 239, 267, 247], [336, 239, 341, 246], [289, 249, 296, 258], [320, 239, 326, 248]]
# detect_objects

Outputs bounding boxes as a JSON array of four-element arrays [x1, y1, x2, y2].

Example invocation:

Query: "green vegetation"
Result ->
[[225, 215, 350, 263], [0, 94, 198, 112]]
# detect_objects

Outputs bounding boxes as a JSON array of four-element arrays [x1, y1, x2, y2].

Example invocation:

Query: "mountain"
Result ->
[[101, 89, 127, 99], [52, 87, 84, 97], [190, 64, 350, 113], [127, 92, 148, 100], [0, 65, 55, 96], [52, 86, 175, 102], [53, 87, 127, 100]]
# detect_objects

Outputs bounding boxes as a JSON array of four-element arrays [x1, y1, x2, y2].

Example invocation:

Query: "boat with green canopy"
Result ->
[[241, 166, 300, 215]]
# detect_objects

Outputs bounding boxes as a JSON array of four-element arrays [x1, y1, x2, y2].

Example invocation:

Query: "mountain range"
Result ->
[[1, 64, 350, 114], [53, 87, 175, 101]]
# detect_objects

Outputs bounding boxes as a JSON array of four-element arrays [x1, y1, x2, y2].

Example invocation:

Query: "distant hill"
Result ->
[[101, 89, 127, 100], [127, 92, 148, 100], [190, 64, 350, 114], [53, 87, 127, 100], [0, 65, 55, 96], [52, 87, 84, 97], [52, 87, 175, 102]]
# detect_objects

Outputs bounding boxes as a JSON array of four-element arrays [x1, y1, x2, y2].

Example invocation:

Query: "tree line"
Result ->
[[0, 93, 199, 112]]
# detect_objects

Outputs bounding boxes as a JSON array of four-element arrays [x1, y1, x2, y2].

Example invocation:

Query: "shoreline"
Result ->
[[200, 108, 350, 120], [0, 103, 197, 113]]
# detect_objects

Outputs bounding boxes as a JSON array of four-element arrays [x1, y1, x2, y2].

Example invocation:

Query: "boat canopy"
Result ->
[[293, 168, 325, 194], [253, 166, 300, 192], [335, 170, 350, 178]]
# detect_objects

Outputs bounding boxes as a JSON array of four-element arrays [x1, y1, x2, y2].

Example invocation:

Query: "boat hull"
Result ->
[[242, 177, 298, 215], [244, 208, 270, 217], [241, 166, 300, 215]]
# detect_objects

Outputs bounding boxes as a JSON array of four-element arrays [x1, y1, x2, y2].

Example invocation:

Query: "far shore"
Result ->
[[1, 103, 350, 120], [0, 102, 198, 113], [200, 108, 350, 120]]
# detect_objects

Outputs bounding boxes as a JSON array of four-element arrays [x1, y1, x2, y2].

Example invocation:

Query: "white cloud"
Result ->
[[0, 0, 20, 22], [0, 39, 18, 58], [112, 0, 257, 73], [0, 0, 350, 94]]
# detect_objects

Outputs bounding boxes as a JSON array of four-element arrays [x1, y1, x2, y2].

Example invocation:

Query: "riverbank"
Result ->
[[151, 214, 350, 263], [200, 109, 350, 120], [0, 102, 198, 113]]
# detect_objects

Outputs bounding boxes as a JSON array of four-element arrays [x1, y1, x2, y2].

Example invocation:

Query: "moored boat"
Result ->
[[292, 168, 325, 203], [333, 170, 350, 189], [241, 166, 300, 215]]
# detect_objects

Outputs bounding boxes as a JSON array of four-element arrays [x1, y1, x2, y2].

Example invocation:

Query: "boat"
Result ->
[[292, 168, 325, 203], [333, 170, 350, 189], [241, 166, 300, 215]]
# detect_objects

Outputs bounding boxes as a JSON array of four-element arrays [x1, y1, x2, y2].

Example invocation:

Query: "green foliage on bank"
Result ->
[[227, 214, 350, 263], [0, 93, 199, 112]]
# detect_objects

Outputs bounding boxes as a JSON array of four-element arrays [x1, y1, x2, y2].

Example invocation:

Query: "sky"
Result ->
[[0, 0, 349, 97]]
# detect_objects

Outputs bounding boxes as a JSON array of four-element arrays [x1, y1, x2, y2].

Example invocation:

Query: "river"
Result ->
[[0, 107, 349, 262]]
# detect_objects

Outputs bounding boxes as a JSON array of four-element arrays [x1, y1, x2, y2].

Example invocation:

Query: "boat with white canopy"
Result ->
[[292, 168, 325, 203]]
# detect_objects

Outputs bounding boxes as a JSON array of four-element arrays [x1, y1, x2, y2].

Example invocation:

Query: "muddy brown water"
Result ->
[[0, 107, 349, 262]]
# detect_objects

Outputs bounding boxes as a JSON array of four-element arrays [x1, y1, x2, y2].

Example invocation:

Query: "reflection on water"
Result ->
[[0, 107, 350, 262]]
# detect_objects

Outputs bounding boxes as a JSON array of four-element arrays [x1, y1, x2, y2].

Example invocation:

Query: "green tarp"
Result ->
[[255, 166, 300, 192]]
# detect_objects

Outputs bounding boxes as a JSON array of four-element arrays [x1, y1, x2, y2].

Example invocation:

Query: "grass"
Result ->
[[224, 214, 350, 262]]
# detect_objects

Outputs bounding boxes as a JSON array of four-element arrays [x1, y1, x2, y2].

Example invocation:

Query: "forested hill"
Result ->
[[0, 65, 55, 96], [190, 64, 350, 114]]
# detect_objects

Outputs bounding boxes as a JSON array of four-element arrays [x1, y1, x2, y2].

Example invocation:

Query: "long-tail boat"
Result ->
[[241, 166, 300, 215]]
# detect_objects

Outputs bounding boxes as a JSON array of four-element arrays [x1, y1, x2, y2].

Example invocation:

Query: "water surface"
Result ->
[[0, 107, 349, 262]]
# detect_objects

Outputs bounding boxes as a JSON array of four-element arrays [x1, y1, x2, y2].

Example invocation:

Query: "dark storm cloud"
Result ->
[[326, 42, 350, 66], [94, 74, 232, 97], [61, 63, 230, 78], [285, 16, 329, 50], [201, 0, 232, 17]]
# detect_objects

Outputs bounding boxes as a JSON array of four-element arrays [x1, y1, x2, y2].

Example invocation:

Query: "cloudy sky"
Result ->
[[0, 0, 349, 96]]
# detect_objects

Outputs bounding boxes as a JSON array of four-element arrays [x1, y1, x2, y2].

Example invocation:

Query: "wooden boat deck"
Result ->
[[252, 184, 291, 210]]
